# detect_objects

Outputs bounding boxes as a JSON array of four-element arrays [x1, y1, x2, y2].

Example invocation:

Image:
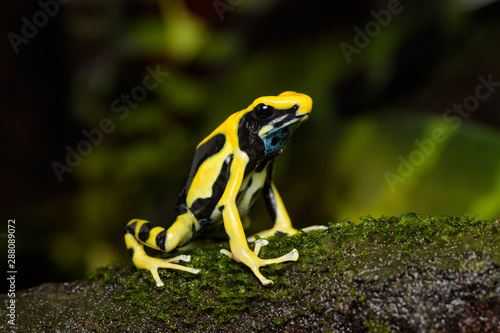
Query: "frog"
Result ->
[[124, 91, 327, 286]]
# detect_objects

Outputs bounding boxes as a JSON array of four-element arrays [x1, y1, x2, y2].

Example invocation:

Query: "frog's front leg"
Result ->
[[221, 200, 298, 285], [247, 179, 327, 242], [124, 215, 200, 287], [220, 154, 298, 285]]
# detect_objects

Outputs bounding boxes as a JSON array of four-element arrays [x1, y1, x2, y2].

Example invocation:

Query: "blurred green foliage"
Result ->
[[10, 0, 500, 286]]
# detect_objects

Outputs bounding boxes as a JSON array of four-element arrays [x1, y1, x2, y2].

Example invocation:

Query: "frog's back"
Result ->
[[175, 112, 243, 229]]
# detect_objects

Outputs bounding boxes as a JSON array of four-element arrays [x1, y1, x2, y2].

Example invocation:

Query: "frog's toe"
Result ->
[[285, 248, 299, 261], [301, 225, 328, 233], [136, 256, 200, 287], [253, 239, 269, 256], [257, 275, 274, 286], [260, 248, 299, 266], [249, 264, 274, 286], [165, 254, 192, 263], [220, 249, 233, 259], [148, 266, 165, 287]]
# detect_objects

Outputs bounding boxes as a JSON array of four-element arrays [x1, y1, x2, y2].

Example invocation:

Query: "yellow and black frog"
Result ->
[[124, 91, 327, 286]]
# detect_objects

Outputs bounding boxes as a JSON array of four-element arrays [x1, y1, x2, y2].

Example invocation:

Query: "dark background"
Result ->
[[1, 0, 500, 290]]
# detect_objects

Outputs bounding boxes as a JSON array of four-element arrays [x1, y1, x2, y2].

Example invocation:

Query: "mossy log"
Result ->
[[1, 214, 499, 332]]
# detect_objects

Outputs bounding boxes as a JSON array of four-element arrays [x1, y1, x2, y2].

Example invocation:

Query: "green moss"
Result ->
[[5, 214, 498, 332], [365, 320, 390, 333], [84, 213, 499, 328]]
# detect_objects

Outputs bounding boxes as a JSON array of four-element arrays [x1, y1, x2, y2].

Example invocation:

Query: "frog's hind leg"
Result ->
[[124, 216, 200, 287]]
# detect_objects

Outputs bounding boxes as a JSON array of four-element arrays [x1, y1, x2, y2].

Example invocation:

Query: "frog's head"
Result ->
[[238, 91, 312, 157]]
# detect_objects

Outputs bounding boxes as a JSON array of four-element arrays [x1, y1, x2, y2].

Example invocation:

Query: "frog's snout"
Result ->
[[288, 92, 312, 117]]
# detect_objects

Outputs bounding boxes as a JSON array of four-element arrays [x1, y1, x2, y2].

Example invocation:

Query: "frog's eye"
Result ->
[[254, 103, 275, 119]]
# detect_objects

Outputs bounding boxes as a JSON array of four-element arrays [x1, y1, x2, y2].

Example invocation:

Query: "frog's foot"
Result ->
[[134, 254, 200, 287], [221, 241, 298, 286], [247, 226, 299, 242], [249, 248, 299, 286]]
